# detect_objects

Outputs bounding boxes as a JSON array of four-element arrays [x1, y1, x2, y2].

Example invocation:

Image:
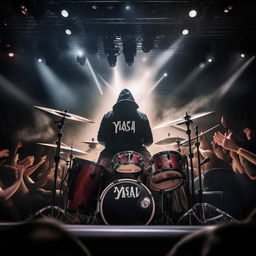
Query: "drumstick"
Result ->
[[179, 124, 220, 146]]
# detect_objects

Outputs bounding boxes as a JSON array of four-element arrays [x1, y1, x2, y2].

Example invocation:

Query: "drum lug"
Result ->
[[90, 170, 96, 179]]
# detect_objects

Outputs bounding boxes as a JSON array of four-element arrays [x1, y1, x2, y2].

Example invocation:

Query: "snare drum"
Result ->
[[148, 151, 185, 192], [67, 158, 107, 213], [112, 151, 145, 173], [99, 179, 155, 225]]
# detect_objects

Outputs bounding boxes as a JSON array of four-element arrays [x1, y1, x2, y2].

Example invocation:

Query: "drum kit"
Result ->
[[31, 106, 235, 225]]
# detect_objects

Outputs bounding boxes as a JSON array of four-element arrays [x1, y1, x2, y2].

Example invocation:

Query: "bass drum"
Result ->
[[99, 179, 155, 225]]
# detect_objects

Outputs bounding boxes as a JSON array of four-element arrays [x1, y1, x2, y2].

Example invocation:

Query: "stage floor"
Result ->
[[0, 223, 209, 255]]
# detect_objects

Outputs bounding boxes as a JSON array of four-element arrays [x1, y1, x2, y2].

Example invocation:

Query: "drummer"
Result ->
[[97, 88, 153, 178]]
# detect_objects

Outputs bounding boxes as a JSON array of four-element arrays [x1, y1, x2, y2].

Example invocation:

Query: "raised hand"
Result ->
[[244, 128, 253, 140], [0, 149, 9, 158], [213, 132, 239, 152], [40, 155, 47, 164]]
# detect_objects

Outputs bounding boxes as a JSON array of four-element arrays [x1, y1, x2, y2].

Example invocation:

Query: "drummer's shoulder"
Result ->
[[103, 111, 113, 119], [137, 110, 148, 120]]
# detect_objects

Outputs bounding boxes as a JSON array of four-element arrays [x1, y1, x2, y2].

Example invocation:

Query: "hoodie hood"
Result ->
[[113, 89, 139, 110]]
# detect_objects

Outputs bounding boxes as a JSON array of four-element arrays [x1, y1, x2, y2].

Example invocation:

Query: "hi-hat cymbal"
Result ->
[[37, 143, 88, 155], [34, 105, 94, 123], [153, 111, 214, 129], [155, 137, 186, 145]]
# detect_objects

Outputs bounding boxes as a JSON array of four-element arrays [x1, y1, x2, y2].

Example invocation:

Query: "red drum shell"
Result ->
[[148, 151, 185, 192], [67, 158, 106, 212], [112, 151, 144, 173]]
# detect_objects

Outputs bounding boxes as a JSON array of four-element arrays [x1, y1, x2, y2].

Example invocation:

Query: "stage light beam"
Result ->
[[86, 59, 103, 95]]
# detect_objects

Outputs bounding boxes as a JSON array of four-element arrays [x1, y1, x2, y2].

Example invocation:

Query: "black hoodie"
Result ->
[[97, 89, 153, 154]]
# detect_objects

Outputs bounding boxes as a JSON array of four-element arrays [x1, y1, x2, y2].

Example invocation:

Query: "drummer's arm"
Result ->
[[142, 117, 153, 147], [98, 115, 108, 146]]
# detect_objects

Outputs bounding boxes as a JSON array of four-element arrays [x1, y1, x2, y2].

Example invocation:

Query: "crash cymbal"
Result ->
[[155, 136, 186, 145], [34, 105, 94, 123], [37, 143, 88, 155], [153, 111, 214, 129]]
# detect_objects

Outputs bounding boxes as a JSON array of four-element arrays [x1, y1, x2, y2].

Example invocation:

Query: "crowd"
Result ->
[[0, 142, 65, 221]]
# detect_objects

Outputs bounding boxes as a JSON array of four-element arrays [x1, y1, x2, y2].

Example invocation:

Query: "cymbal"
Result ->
[[34, 106, 94, 123], [155, 137, 186, 145], [82, 140, 99, 145], [37, 143, 88, 155], [153, 111, 214, 129]]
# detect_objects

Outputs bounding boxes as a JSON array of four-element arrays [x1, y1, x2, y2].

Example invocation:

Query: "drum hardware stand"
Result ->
[[158, 190, 173, 225], [61, 148, 74, 223], [177, 126, 237, 225], [176, 137, 181, 153], [183, 113, 195, 205], [182, 154, 191, 208], [194, 125, 206, 222]]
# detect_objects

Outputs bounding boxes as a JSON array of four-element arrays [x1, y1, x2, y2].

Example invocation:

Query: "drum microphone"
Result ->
[[200, 157, 210, 166]]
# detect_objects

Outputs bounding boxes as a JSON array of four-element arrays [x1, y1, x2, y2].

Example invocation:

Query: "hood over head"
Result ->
[[113, 89, 139, 110]]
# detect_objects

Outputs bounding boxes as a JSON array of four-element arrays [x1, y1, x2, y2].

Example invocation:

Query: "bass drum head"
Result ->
[[100, 179, 155, 225]]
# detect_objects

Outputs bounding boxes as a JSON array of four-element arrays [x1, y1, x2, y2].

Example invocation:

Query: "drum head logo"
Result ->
[[114, 185, 140, 200]]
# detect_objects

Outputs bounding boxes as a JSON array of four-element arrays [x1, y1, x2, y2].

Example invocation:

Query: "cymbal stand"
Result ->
[[194, 125, 206, 222], [182, 154, 191, 208], [62, 148, 74, 222], [51, 110, 67, 217], [183, 113, 195, 205]]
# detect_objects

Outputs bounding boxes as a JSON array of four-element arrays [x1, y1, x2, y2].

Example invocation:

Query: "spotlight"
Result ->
[[107, 55, 117, 67], [104, 35, 120, 67], [208, 58, 213, 62], [65, 29, 72, 35], [92, 5, 97, 9], [189, 10, 197, 18], [37, 41, 58, 67], [125, 5, 131, 10], [21, 5, 28, 15], [38, 58, 42, 62], [199, 63, 205, 68], [142, 36, 154, 53], [241, 53, 245, 58], [8, 52, 14, 57], [182, 29, 189, 35], [224, 8, 229, 13], [164, 73, 168, 77], [123, 36, 137, 66], [77, 53, 86, 65], [61, 10, 69, 17]]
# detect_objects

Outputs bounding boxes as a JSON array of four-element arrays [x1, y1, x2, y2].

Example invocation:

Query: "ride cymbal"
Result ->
[[34, 105, 94, 123], [153, 111, 214, 129]]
